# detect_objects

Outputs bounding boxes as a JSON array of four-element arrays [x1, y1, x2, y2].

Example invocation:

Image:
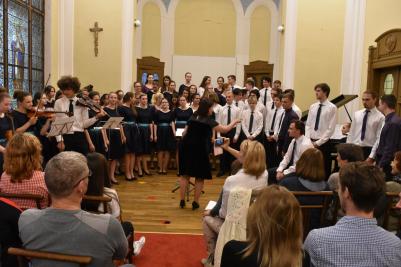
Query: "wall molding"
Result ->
[[282, 0, 297, 89], [339, 0, 366, 122], [44, 0, 52, 83], [58, 0, 74, 76], [121, 0, 134, 92]]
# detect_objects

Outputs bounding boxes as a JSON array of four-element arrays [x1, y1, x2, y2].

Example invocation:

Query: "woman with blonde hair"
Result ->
[[0, 133, 49, 209], [202, 140, 267, 266], [221, 185, 303, 267]]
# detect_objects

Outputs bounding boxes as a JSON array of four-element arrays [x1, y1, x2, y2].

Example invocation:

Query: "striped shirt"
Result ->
[[0, 170, 49, 209], [304, 216, 401, 267]]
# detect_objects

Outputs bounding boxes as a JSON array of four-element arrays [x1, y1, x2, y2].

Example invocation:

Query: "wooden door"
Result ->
[[136, 57, 165, 85], [378, 67, 401, 115], [244, 61, 274, 88]]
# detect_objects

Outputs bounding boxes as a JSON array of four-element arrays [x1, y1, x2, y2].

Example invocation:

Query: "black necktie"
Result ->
[[271, 102, 274, 110], [68, 99, 74, 117], [314, 104, 323, 131], [249, 111, 254, 134], [361, 109, 370, 141], [263, 89, 267, 106], [227, 106, 231, 125], [288, 140, 297, 167], [270, 108, 277, 131], [235, 101, 238, 107]]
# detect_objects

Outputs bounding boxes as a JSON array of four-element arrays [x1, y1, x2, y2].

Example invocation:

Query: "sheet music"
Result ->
[[175, 128, 185, 137], [102, 117, 123, 129], [205, 200, 217, 210], [47, 117, 75, 137]]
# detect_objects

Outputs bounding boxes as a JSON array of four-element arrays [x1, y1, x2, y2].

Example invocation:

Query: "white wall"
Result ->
[[172, 55, 237, 86]]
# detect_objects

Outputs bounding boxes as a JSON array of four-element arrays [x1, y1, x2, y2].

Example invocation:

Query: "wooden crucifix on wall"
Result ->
[[90, 22, 103, 57]]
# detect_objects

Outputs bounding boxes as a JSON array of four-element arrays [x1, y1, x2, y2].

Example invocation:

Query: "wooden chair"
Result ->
[[0, 192, 44, 209], [8, 247, 92, 267], [291, 191, 338, 239], [383, 192, 401, 232], [82, 194, 112, 214]]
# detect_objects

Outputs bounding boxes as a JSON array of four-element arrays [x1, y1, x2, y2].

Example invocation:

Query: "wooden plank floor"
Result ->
[[114, 171, 225, 234]]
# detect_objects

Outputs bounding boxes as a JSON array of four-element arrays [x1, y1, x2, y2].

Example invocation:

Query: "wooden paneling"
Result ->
[[136, 56, 164, 83], [244, 60, 274, 88]]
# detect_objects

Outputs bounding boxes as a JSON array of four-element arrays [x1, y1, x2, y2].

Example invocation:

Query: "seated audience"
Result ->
[[327, 143, 364, 191], [270, 120, 313, 183], [221, 185, 304, 267], [304, 162, 401, 266], [19, 151, 134, 267], [82, 152, 146, 255], [0, 197, 22, 267], [279, 147, 328, 231], [390, 151, 401, 184], [202, 141, 268, 266], [0, 133, 49, 209]]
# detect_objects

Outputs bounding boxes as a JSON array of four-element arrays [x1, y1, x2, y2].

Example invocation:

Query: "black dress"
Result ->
[[34, 117, 58, 166], [0, 115, 12, 174], [118, 105, 140, 154], [179, 115, 218, 179], [154, 110, 175, 151], [174, 107, 193, 129], [136, 106, 154, 155], [103, 107, 124, 160], [87, 110, 107, 154], [221, 240, 259, 267], [12, 110, 35, 133]]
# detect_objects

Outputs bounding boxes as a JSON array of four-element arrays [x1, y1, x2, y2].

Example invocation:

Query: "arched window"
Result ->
[[0, 0, 44, 96]]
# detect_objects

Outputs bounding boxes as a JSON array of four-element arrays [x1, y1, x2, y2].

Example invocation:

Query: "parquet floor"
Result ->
[[114, 170, 225, 234]]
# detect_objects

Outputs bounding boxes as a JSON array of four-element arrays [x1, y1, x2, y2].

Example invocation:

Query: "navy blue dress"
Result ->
[[0, 115, 11, 174], [118, 105, 140, 154], [174, 107, 193, 129], [154, 110, 175, 151], [88, 110, 107, 154], [136, 106, 155, 155], [103, 107, 124, 160]]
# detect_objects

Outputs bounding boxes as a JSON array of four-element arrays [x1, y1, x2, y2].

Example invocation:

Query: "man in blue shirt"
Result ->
[[304, 162, 401, 267]]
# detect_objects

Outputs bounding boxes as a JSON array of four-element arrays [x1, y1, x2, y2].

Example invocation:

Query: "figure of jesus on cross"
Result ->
[[90, 22, 103, 57]]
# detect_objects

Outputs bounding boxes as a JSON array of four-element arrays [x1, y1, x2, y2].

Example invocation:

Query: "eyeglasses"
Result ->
[[73, 169, 92, 188]]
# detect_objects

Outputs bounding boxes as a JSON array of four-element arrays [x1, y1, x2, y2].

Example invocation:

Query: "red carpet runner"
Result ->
[[134, 232, 207, 267]]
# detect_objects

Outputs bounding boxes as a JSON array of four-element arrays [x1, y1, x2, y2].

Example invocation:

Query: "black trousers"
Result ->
[[267, 167, 295, 185], [362, 146, 373, 160], [314, 140, 332, 179], [265, 134, 279, 168], [63, 132, 89, 155], [219, 129, 236, 174]]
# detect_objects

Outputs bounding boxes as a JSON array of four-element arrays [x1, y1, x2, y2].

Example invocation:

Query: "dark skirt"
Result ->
[[179, 137, 212, 180], [123, 122, 141, 154], [105, 129, 124, 160], [38, 135, 59, 167], [156, 124, 176, 151], [88, 128, 107, 155], [137, 124, 152, 155]]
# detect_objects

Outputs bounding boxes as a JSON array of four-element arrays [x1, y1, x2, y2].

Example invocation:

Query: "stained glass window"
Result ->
[[0, 0, 44, 95]]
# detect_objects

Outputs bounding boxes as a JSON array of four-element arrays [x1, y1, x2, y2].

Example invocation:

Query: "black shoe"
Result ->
[[180, 200, 185, 208], [111, 179, 120, 185], [162, 171, 167, 175], [144, 171, 152, 176], [138, 172, 143, 177], [125, 176, 134, 182], [192, 201, 200, 210], [157, 170, 162, 174]]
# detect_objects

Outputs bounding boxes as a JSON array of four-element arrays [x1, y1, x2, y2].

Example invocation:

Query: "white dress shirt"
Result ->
[[54, 96, 97, 133], [277, 135, 314, 174], [241, 109, 263, 138], [217, 103, 242, 139], [198, 87, 205, 96], [346, 107, 385, 147], [233, 99, 245, 110], [265, 106, 284, 136], [259, 87, 272, 106], [305, 99, 337, 146], [292, 103, 302, 118], [213, 104, 223, 121], [243, 100, 266, 117]]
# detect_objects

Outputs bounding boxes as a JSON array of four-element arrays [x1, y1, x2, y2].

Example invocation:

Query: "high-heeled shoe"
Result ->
[[144, 170, 152, 176], [157, 169, 162, 175], [192, 201, 200, 210], [111, 179, 120, 185], [125, 176, 134, 182], [179, 200, 185, 208]]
